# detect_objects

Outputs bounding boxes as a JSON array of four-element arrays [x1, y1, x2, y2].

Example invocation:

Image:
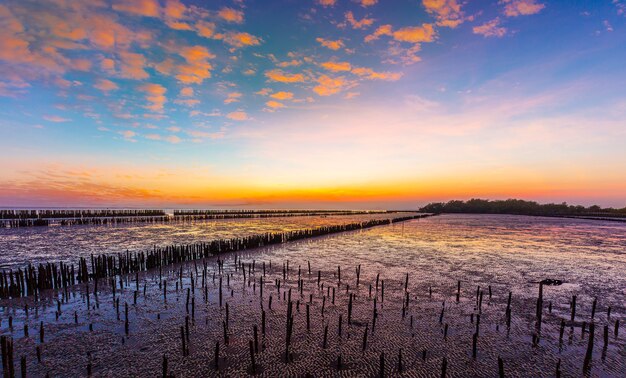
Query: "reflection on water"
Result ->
[[0, 213, 623, 376], [0, 213, 406, 269]]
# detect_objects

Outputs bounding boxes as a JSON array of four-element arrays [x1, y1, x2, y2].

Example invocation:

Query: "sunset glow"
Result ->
[[1, 0, 625, 208]]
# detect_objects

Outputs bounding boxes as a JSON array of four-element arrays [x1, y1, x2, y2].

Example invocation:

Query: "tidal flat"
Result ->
[[0, 214, 624, 377]]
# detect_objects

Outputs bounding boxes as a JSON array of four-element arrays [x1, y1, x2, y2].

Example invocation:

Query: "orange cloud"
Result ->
[[164, 0, 186, 19], [180, 87, 194, 97], [139, 83, 167, 112], [118, 52, 149, 79], [270, 91, 294, 100], [215, 32, 261, 47], [224, 92, 243, 104], [265, 69, 306, 83], [423, 0, 466, 28], [94, 79, 118, 92], [345, 11, 374, 29], [473, 18, 507, 37], [195, 21, 216, 38], [501, 0, 545, 17], [175, 45, 215, 84], [218, 7, 244, 23], [352, 67, 402, 81], [313, 75, 348, 96], [393, 24, 436, 43], [316, 37, 344, 50], [112, 0, 160, 18], [266, 100, 285, 109], [364, 24, 392, 42], [385, 43, 423, 65], [227, 111, 249, 121], [277, 60, 302, 67], [360, 0, 378, 6], [320, 61, 352, 72], [317, 0, 337, 6], [166, 21, 193, 31]]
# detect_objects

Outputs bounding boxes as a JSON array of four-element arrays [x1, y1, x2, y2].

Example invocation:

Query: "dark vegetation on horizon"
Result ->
[[419, 199, 626, 218]]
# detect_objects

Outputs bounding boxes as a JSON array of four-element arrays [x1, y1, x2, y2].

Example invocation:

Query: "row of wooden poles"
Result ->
[[0, 209, 166, 220], [0, 245, 621, 377], [0, 214, 433, 299], [155, 254, 621, 377], [0, 209, 399, 228]]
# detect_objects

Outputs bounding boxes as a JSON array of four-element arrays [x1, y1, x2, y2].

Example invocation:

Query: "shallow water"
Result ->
[[0, 214, 624, 377], [0, 213, 403, 270]]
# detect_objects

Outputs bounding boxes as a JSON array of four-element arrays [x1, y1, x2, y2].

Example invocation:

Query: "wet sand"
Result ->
[[0, 214, 624, 377]]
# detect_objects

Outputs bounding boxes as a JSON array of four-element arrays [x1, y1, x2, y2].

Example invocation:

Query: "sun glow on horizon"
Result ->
[[1, 0, 625, 208]]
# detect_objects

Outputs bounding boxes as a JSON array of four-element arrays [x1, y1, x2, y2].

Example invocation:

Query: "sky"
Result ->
[[1, 0, 625, 209]]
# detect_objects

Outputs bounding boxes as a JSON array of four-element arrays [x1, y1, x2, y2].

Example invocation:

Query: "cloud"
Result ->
[[112, 0, 160, 18], [404, 95, 439, 112], [180, 87, 194, 97], [313, 75, 349, 96], [174, 98, 200, 106], [175, 45, 215, 84], [218, 7, 244, 23], [352, 67, 402, 81], [473, 18, 507, 37], [164, 135, 181, 144], [195, 21, 216, 38], [118, 52, 150, 79], [385, 43, 423, 65], [139, 83, 167, 112], [422, 0, 466, 28], [43, 115, 71, 122], [321, 61, 352, 72], [270, 91, 294, 100], [366, 23, 435, 44], [120, 130, 137, 141], [266, 100, 285, 109], [277, 60, 302, 67], [317, 0, 337, 6], [316, 37, 344, 50], [94, 79, 119, 92], [164, 0, 186, 19], [166, 20, 193, 30], [186, 129, 225, 140], [393, 24, 436, 43], [345, 11, 374, 29], [145, 133, 162, 141], [227, 111, 249, 121], [224, 92, 243, 104], [265, 69, 306, 83], [365, 24, 393, 42], [360, 0, 378, 6], [501, 0, 545, 17], [215, 32, 261, 47]]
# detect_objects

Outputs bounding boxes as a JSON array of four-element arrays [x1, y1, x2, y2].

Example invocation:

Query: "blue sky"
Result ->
[[1, 0, 625, 208]]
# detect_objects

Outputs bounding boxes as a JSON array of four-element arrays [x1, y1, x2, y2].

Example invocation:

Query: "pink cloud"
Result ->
[[473, 18, 507, 37]]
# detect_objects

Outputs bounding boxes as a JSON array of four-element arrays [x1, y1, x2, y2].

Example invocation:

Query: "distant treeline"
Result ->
[[419, 199, 626, 218]]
